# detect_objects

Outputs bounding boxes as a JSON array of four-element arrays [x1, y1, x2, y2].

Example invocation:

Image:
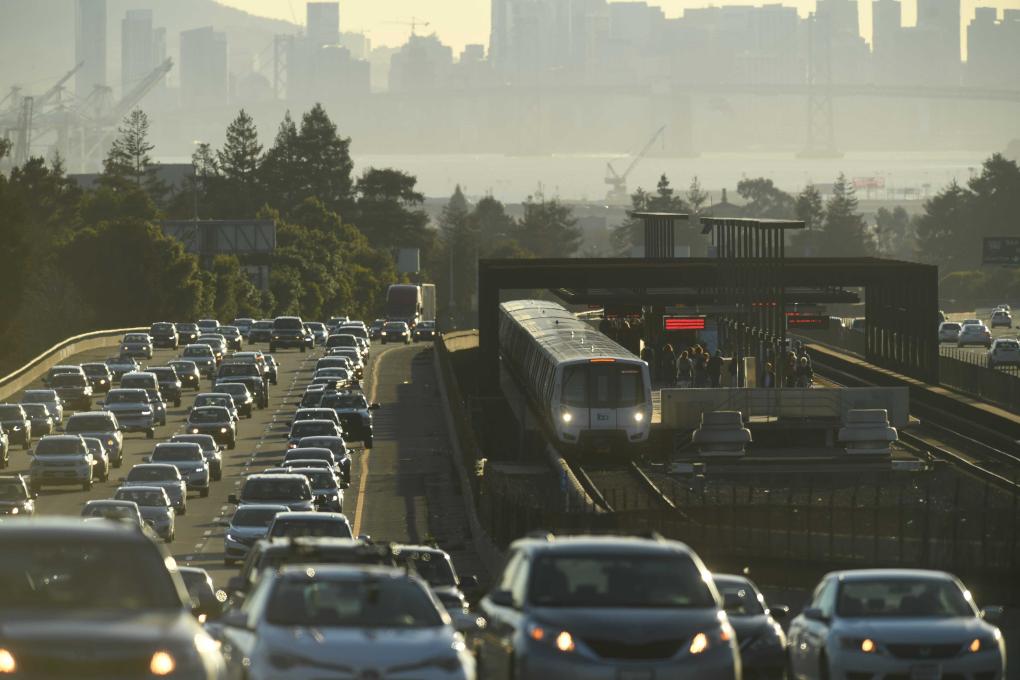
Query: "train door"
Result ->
[[587, 361, 618, 430]]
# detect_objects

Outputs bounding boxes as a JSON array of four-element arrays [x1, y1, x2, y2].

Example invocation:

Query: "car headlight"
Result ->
[[224, 532, 237, 542], [969, 636, 998, 653], [220, 427, 228, 433], [191, 427, 200, 434], [689, 626, 733, 655], [0, 648, 17, 673], [634, 411, 644, 422], [561, 411, 572, 424], [149, 650, 175, 676], [840, 637, 878, 653], [8, 507, 17, 515]]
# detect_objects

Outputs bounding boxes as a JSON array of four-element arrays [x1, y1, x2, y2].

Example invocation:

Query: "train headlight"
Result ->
[[634, 412, 645, 423], [561, 411, 573, 424]]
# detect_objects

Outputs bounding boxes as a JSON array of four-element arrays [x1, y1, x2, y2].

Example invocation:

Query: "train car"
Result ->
[[498, 299, 652, 450]]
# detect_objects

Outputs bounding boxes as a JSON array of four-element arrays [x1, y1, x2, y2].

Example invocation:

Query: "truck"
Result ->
[[420, 283, 436, 324], [384, 283, 437, 328]]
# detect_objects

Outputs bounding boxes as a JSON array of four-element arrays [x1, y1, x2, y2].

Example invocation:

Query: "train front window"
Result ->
[[561, 364, 644, 408], [561, 366, 587, 407]]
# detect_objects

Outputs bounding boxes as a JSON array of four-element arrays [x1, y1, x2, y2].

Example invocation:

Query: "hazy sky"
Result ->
[[216, 0, 1020, 54]]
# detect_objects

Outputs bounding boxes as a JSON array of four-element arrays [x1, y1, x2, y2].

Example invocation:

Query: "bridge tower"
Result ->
[[800, 14, 841, 158]]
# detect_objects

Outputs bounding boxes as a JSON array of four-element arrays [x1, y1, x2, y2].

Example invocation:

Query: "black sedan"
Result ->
[[185, 406, 237, 449], [713, 573, 789, 680], [412, 320, 438, 342], [318, 390, 379, 449]]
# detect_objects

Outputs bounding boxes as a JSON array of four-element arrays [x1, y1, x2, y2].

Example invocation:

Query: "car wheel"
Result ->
[[179, 504, 187, 516], [147, 429, 155, 439], [301, 345, 307, 353], [201, 488, 209, 498]]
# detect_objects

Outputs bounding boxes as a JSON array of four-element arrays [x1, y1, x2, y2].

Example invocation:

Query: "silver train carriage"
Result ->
[[498, 299, 652, 448]]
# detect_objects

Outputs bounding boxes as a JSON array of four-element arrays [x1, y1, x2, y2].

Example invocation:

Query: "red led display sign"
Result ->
[[786, 315, 830, 330], [663, 316, 707, 331]]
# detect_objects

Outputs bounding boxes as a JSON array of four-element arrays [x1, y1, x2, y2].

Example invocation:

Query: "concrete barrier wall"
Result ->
[[0, 327, 145, 402]]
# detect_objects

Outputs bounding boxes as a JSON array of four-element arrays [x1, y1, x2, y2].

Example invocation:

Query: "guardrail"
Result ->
[[0, 327, 146, 402]]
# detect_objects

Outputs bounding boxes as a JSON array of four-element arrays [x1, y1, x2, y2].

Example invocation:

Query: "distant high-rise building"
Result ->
[[871, 0, 901, 54], [307, 2, 340, 47], [121, 9, 155, 93], [916, 0, 961, 60], [966, 7, 1020, 87], [180, 26, 228, 108], [76, 0, 106, 99], [339, 31, 371, 60]]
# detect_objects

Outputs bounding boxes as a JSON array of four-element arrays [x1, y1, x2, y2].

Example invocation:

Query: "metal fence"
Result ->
[[940, 345, 1020, 377]]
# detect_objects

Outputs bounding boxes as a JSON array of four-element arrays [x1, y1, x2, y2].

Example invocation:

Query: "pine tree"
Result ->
[[217, 110, 262, 215], [102, 109, 156, 191], [514, 192, 581, 257], [687, 176, 709, 214], [915, 181, 971, 269], [298, 104, 355, 217], [795, 185, 825, 231], [439, 185, 477, 323], [821, 173, 873, 256], [260, 112, 301, 214]]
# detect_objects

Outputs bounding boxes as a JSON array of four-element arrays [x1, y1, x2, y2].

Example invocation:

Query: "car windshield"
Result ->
[[35, 439, 84, 456], [383, 323, 405, 332], [184, 347, 213, 357], [399, 551, 457, 587], [321, 393, 368, 409], [219, 384, 250, 397], [304, 470, 338, 488], [67, 415, 114, 431], [124, 335, 148, 343], [996, 341, 1019, 350], [152, 446, 203, 462], [51, 374, 86, 387], [190, 409, 226, 423], [265, 577, 443, 628], [242, 478, 311, 501], [837, 579, 974, 618], [127, 467, 176, 482], [253, 321, 273, 330], [107, 357, 134, 367], [220, 364, 255, 376], [172, 436, 214, 451], [0, 481, 27, 500], [715, 579, 765, 615], [197, 396, 232, 409], [527, 554, 715, 608], [151, 369, 175, 380], [270, 519, 353, 539], [170, 361, 196, 371], [232, 506, 284, 527], [962, 324, 986, 332], [941, 323, 961, 330], [291, 422, 334, 438], [151, 323, 174, 332], [0, 406, 22, 419], [115, 489, 168, 506], [105, 391, 146, 405], [82, 365, 108, 376], [275, 318, 303, 330], [22, 404, 48, 418], [82, 504, 137, 520], [0, 539, 181, 611]]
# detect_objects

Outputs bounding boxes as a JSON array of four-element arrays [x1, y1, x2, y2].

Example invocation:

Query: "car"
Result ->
[[171, 433, 224, 481], [380, 320, 412, 344], [300, 385, 330, 408], [270, 315, 310, 352], [193, 392, 240, 422], [43, 364, 84, 386], [787, 568, 1005, 680], [113, 485, 176, 541], [121, 463, 188, 514], [49, 370, 94, 410], [304, 321, 329, 345], [264, 354, 280, 384], [119, 371, 167, 426], [219, 325, 244, 351], [994, 304, 1011, 312], [80, 436, 111, 482], [0, 517, 226, 676], [0, 474, 36, 516], [284, 466, 344, 511], [329, 347, 365, 378], [197, 318, 221, 334], [228, 473, 316, 511], [196, 334, 228, 362], [477, 534, 739, 680], [248, 319, 274, 344], [101, 387, 157, 438], [65, 411, 124, 466], [326, 332, 361, 354], [232, 317, 255, 339], [395, 544, 479, 616], [80, 498, 144, 527], [80, 362, 114, 393], [216, 362, 268, 405], [222, 503, 292, 565], [990, 309, 1012, 328], [105, 354, 140, 380], [937, 321, 962, 343], [214, 565, 477, 680], [316, 355, 353, 373], [0, 430, 8, 469], [369, 318, 386, 339], [266, 510, 353, 539], [413, 319, 439, 342], [313, 366, 353, 383], [0, 404, 32, 450], [319, 390, 379, 448], [276, 460, 333, 474], [226, 350, 270, 377], [181, 343, 218, 377], [293, 407, 343, 430], [713, 574, 789, 679], [186, 405, 237, 449], [20, 403, 54, 437], [957, 323, 992, 348], [149, 321, 180, 349], [179, 566, 225, 622], [214, 382, 255, 418], [287, 419, 343, 450], [327, 315, 350, 332], [148, 442, 210, 497], [29, 434, 95, 492], [176, 321, 200, 344], [20, 389, 64, 424], [148, 366, 183, 407], [120, 332, 154, 359], [169, 359, 203, 391], [988, 337, 1020, 367], [284, 444, 350, 485], [962, 318, 981, 326]]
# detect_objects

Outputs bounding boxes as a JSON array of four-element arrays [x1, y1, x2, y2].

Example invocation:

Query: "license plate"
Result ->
[[618, 671, 653, 680], [910, 664, 941, 680]]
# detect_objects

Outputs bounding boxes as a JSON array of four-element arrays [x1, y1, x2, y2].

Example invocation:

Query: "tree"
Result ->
[[439, 185, 477, 324], [736, 177, 795, 218], [820, 173, 873, 256], [473, 195, 515, 244], [208, 255, 264, 321], [217, 110, 263, 217], [874, 206, 914, 259], [687, 176, 709, 214], [296, 104, 355, 217], [967, 154, 1020, 267], [915, 181, 971, 269], [259, 112, 302, 214], [610, 175, 688, 255], [354, 167, 431, 252], [790, 184, 825, 255], [514, 193, 581, 257], [102, 109, 160, 196]]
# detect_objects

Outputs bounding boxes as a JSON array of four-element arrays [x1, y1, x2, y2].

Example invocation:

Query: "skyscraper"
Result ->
[[76, 0, 106, 99], [121, 9, 155, 93], [307, 2, 340, 47], [180, 27, 228, 108], [871, 0, 901, 54], [916, 0, 961, 61]]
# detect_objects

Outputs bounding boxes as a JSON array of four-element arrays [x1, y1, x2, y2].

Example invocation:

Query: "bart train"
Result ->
[[498, 299, 652, 449]]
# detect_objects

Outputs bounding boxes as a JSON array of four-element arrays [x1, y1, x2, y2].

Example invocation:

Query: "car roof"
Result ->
[[292, 419, 336, 426], [711, 573, 755, 586], [275, 564, 409, 581], [233, 503, 291, 513], [395, 544, 449, 557], [84, 499, 138, 508], [509, 534, 693, 556], [132, 463, 179, 471], [831, 568, 955, 582], [246, 473, 307, 481], [0, 516, 147, 539], [38, 434, 83, 442], [274, 511, 347, 522]]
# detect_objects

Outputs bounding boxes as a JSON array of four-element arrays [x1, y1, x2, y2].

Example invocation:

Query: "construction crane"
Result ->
[[604, 125, 666, 205], [385, 17, 430, 37]]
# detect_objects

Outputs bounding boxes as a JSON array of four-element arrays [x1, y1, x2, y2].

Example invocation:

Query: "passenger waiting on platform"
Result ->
[[729, 351, 742, 387], [796, 356, 814, 387], [675, 351, 693, 388], [707, 350, 724, 388], [660, 344, 676, 387], [640, 345, 656, 383], [763, 362, 776, 388], [784, 351, 798, 387], [692, 347, 708, 387]]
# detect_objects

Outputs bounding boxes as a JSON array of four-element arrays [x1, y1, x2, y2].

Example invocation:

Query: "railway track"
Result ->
[[562, 455, 676, 513]]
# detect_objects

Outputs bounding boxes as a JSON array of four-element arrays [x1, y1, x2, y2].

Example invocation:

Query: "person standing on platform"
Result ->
[[660, 344, 677, 387], [675, 350, 693, 388], [707, 350, 724, 387], [692, 346, 708, 387], [641, 344, 656, 385]]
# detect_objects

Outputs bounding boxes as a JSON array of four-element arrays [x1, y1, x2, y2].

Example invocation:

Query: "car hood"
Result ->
[[0, 499, 30, 508], [228, 525, 270, 539], [527, 606, 722, 643], [832, 617, 993, 643], [257, 625, 459, 672], [0, 609, 195, 647], [124, 480, 183, 492], [137, 506, 173, 520]]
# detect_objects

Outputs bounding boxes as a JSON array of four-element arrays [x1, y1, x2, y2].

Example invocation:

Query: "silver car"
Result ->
[[29, 435, 95, 492], [113, 485, 176, 541], [147, 442, 210, 497], [80, 437, 111, 482], [182, 343, 218, 377], [21, 389, 64, 423], [65, 411, 124, 467], [80, 499, 144, 528], [119, 372, 167, 426], [101, 388, 156, 438], [222, 503, 290, 566], [120, 332, 154, 359], [213, 565, 476, 680], [120, 463, 187, 515], [170, 433, 223, 481]]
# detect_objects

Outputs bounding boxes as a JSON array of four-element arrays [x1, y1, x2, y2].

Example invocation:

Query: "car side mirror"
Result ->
[[488, 589, 515, 608], [369, 403, 381, 410], [227, 494, 239, 504], [770, 604, 791, 621], [802, 607, 829, 623], [143, 456, 150, 463], [980, 606, 1004, 624]]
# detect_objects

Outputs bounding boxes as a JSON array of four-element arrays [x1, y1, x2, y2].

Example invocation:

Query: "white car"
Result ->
[[988, 338, 1020, 367], [788, 569, 1005, 680], [957, 323, 991, 348], [990, 310, 1012, 329], [937, 322, 961, 343]]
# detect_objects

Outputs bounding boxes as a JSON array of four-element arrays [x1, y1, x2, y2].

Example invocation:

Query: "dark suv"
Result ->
[[0, 404, 32, 450], [149, 322, 180, 349], [149, 366, 183, 407], [270, 316, 310, 352], [0, 474, 36, 516], [49, 372, 93, 410], [0, 518, 227, 678], [319, 390, 379, 448]]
